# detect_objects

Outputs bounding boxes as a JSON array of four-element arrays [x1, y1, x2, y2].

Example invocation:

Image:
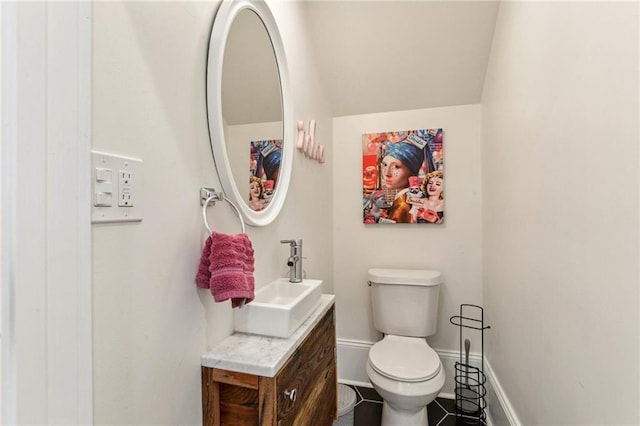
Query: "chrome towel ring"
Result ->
[[200, 187, 246, 234]]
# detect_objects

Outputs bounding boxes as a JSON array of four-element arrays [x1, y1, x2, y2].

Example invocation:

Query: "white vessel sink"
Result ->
[[234, 278, 323, 338]]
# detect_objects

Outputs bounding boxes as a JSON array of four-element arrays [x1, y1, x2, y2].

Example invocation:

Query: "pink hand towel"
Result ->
[[195, 236, 213, 289], [206, 232, 255, 308], [238, 234, 256, 307]]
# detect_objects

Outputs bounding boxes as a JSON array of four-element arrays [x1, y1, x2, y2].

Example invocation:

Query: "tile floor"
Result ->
[[346, 385, 476, 426]]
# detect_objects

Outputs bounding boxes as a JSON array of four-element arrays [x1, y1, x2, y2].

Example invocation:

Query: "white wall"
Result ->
[[91, 1, 332, 424], [0, 3, 5, 422], [482, 2, 639, 424], [0, 4, 4, 420], [332, 105, 483, 360]]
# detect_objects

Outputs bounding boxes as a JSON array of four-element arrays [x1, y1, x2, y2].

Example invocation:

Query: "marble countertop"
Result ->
[[201, 294, 335, 378]]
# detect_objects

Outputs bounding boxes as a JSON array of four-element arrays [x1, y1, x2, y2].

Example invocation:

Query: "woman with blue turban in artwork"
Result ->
[[261, 148, 281, 184], [254, 140, 282, 186], [382, 134, 436, 223], [381, 141, 426, 191]]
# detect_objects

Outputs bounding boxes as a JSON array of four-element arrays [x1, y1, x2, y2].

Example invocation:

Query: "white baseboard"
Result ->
[[484, 359, 521, 426], [336, 338, 372, 385], [336, 378, 372, 388], [336, 339, 518, 426]]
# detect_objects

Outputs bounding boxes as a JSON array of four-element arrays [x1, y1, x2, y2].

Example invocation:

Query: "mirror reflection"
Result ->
[[249, 139, 282, 211], [221, 9, 283, 212]]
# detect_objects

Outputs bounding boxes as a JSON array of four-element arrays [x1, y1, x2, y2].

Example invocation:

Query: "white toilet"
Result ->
[[366, 268, 445, 426]]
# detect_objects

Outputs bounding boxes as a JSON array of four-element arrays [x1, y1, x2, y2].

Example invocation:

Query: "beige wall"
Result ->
[[482, 2, 639, 424], [332, 105, 483, 353], [91, 2, 332, 424]]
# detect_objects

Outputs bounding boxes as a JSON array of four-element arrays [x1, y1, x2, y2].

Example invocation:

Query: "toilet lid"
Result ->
[[369, 335, 441, 382]]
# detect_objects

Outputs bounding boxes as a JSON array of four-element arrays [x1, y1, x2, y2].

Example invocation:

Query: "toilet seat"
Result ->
[[369, 335, 441, 382]]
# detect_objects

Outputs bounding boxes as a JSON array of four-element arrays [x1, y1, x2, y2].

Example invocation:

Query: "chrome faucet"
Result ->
[[280, 239, 303, 283]]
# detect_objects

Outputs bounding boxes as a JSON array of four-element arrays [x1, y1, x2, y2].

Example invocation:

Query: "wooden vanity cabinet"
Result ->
[[202, 305, 337, 426]]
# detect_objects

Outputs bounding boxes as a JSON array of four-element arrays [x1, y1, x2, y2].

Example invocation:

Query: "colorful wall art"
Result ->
[[249, 139, 282, 212], [362, 129, 443, 224]]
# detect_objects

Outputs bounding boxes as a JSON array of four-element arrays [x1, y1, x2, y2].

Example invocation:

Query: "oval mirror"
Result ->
[[207, 0, 293, 227]]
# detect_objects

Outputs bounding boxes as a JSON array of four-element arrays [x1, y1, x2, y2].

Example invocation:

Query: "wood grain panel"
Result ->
[[202, 367, 220, 426], [258, 377, 277, 426], [219, 383, 258, 407], [306, 364, 337, 425], [276, 306, 336, 425], [219, 383, 258, 425], [219, 401, 257, 425], [211, 369, 259, 389]]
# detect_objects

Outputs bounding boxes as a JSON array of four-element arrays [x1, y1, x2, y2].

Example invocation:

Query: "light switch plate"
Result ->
[[91, 150, 143, 223]]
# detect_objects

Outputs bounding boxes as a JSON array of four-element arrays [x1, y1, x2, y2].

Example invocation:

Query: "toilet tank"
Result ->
[[368, 268, 442, 338]]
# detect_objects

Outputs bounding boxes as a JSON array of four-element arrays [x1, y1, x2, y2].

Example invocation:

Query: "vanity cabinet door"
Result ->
[[276, 306, 336, 425]]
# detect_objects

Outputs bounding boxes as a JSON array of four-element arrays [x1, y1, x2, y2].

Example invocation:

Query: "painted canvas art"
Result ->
[[249, 139, 282, 212], [362, 129, 443, 224]]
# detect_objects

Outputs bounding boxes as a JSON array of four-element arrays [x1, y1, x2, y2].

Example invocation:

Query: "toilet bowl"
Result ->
[[366, 335, 445, 425]]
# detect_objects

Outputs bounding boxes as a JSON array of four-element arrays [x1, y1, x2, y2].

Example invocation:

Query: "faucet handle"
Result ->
[[280, 239, 302, 246]]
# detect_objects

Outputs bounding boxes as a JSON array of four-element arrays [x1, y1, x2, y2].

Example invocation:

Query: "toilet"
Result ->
[[366, 268, 445, 426]]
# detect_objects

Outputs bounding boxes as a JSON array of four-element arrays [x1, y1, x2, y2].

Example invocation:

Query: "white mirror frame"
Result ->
[[207, 0, 293, 227]]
